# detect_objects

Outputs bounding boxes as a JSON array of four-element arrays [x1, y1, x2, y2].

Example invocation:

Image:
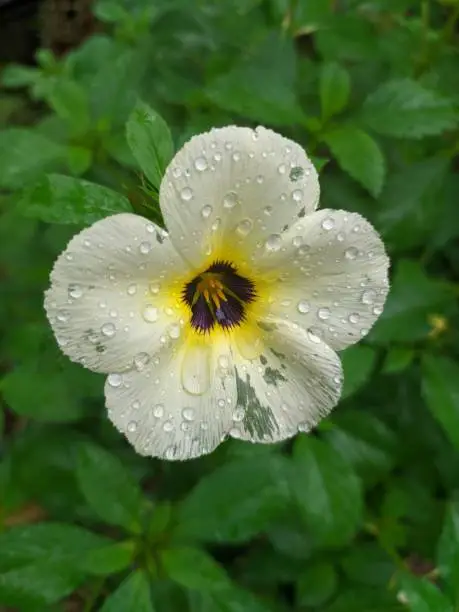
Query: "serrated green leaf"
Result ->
[[100, 570, 154, 612], [320, 62, 351, 120], [76, 442, 144, 533], [422, 356, 459, 451], [292, 437, 363, 546], [176, 456, 290, 543], [161, 547, 230, 591], [324, 411, 398, 483], [323, 125, 385, 196], [18, 174, 132, 225], [437, 502, 459, 602], [126, 100, 174, 189], [340, 345, 377, 398], [0, 129, 65, 190], [296, 561, 337, 607], [398, 574, 453, 612], [362, 79, 458, 138]]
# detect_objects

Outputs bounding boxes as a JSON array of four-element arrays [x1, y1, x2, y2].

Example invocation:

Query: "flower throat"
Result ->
[[182, 261, 256, 333]]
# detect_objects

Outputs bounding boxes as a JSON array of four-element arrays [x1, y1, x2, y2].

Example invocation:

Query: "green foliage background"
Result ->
[[1, 0, 459, 610]]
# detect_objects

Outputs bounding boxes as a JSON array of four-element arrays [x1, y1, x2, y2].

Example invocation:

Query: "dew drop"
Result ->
[[318, 307, 330, 320], [107, 373, 122, 387], [163, 420, 174, 432], [182, 408, 195, 421], [236, 218, 253, 237], [218, 355, 230, 369], [57, 310, 70, 323], [263, 205, 273, 216], [153, 404, 164, 418], [373, 305, 383, 315], [165, 447, 175, 460], [127, 283, 137, 295], [101, 322, 116, 337], [292, 189, 303, 202], [201, 205, 213, 219], [337, 232, 345, 242], [149, 282, 160, 294], [168, 323, 181, 339], [223, 191, 239, 209], [278, 163, 287, 174], [134, 352, 150, 371], [180, 187, 193, 201], [232, 151, 241, 162], [146, 222, 155, 233], [256, 175, 264, 184], [132, 400, 140, 410], [194, 157, 208, 171], [297, 300, 310, 314], [265, 233, 282, 252], [362, 289, 376, 305], [321, 217, 335, 231], [344, 246, 358, 260], [68, 284, 83, 299], [127, 421, 137, 433], [307, 329, 321, 343], [172, 167, 182, 178], [233, 407, 245, 422], [142, 304, 158, 322], [348, 313, 360, 324], [139, 241, 151, 254], [292, 236, 303, 248]]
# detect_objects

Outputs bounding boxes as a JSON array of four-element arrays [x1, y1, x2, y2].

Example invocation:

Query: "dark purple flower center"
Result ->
[[182, 261, 256, 333]]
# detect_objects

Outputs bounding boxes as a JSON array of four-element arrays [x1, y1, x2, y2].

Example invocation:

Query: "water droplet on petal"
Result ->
[[318, 307, 330, 320], [349, 313, 360, 324], [180, 187, 193, 201], [321, 217, 335, 231], [236, 218, 253, 237], [307, 329, 321, 343], [292, 189, 303, 202], [57, 310, 70, 323], [153, 404, 164, 418], [142, 305, 158, 322], [107, 373, 122, 387], [233, 407, 245, 422], [168, 323, 181, 339], [362, 289, 376, 305], [165, 447, 175, 459], [265, 234, 282, 252], [201, 205, 213, 218], [278, 163, 287, 174], [127, 283, 137, 295], [373, 305, 383, 315], [68, 284, 83, 299], [172, 167, 182, 178], [297, 300, 310, 314], [182, 408, 195, 421], [134, 352, 150, 371], [292, 236, 303, 248], [146, 222, 155, 233], [149, 282, 160, 294], [223, 191, 239, 209], [163, 420, 174, 432], [194, 157, 208, 171], [101, 322, 116, 337], [139, 241, 151, 254], [344, 246, 358, 260], [127, 421, 137, 433], [132, 400, 140, 409], [232, 151, 241, 161]]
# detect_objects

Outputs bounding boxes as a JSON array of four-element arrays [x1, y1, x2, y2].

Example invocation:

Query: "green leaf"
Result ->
[[296, 561, 337, 607], [0, 561, 83, 609], [161, 547, 230, 591], [291, 436, 363, 546], [18, 174, 132, 225], [1, 64, 39, 88], [45, 79, 90, 135], [76, 442, 144, 533], [362, 79, 458, 138], [323, 125, 385, 196], [325, 587, 405, 612], [176, 456, 290, 543], [340, 345, 377, 398], [0, 522, 109, 572], [324, 411, 398, 483], [94, 0, 129, 22], [100, 570, 154, 612], [382, 347, 415, 374], [66, 146, 93, 176], [341, 543, 394, 586], [422, 356, 459, 451], [398, 574, 453, 612], [0, 129, 65, 190], [320, 62, 351, 121], [437, 502, 459, 602], [126, 100, 174, 190], [83, 541, 136, 576], [207, 32, 304, 126], [188, 585, 272, 612]]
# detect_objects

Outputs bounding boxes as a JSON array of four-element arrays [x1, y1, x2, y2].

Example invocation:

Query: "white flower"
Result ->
[[45, 126, 389, 460]]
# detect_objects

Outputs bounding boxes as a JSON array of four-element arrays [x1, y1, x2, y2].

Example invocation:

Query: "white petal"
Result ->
[[159, 125, 319, 265], [230, 319, 342, 443], [44, 213, 187, 373], [258, 210, 389, 351], [105, 339, 237, 460]]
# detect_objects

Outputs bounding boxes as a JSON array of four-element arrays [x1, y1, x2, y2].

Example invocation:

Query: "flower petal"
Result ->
[[105, 339, 237, 460], [44, 213, 186, 373], [230, 319, 342, 443], [159, 125, 319, 265], [257, 210, 389, 351]]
